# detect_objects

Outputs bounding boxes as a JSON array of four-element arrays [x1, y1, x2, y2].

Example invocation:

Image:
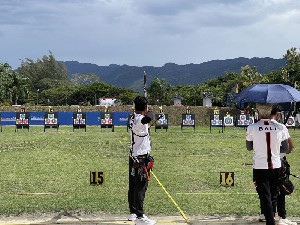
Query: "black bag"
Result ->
[[279, 157, 294, 195], [279, 178, 294, 195]]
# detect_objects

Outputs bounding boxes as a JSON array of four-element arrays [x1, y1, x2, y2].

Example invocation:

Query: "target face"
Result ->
[[77, 114, 82, 119], [182, 114, 194, 127], [49, 114, 54, 119], [74, 119, 79, 124], [214, 115, 219, 120], [249, 117, 254, 124], [212, 120, 216, 125], [45, 119, 50, 124], [80, 119, 86, 124], [157, 120, 161, 124], [286, 117, 295, 126], [52, 119, 57, 124], [20, 114, 25, 119], [105, 114, 109, 119], [17, 119, 22, 124], [240, 115, 245, 120]]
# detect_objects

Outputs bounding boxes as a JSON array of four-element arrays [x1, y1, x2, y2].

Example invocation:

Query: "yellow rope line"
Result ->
[[150, 171, 190, 224]]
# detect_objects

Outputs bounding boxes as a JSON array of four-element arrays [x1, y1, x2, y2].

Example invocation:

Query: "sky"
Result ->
[[1, 0, 300, 69]]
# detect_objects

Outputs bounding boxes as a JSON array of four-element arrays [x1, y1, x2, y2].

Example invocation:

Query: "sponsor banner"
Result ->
[[0, 112, 130, 126]]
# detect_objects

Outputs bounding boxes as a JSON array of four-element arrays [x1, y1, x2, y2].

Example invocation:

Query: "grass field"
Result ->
[[0, 125, 299, 217]]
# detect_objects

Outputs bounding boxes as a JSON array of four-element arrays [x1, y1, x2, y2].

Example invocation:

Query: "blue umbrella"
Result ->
[[233, 83, 300, 104]]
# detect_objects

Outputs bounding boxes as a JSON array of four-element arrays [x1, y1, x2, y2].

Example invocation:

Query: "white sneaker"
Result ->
[[278, 218, 297, 225], [128, 213, 137, 221], [259, 214, 266, 222], [135, 215, 156, 225]]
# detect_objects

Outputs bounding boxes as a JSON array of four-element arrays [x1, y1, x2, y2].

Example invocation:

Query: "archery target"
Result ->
[[155, 114, 168, 130], [73, 113, 86, 127], [101, 114, 113, 125], [286, 117, 295, 127], [16, 119, 22, 124], [182, 114, 195, 126], [211, 115, 222, 126], [224, 117, 233, 126], [48, 114, 54, 119], [20, 114, 25, 119], [237, 114, 250, 127], [156, 115, 167, 125], [249, 117, 254, 125]]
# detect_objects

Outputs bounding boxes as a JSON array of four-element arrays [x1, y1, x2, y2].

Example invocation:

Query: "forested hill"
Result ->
[[64, 57, 286, 91]]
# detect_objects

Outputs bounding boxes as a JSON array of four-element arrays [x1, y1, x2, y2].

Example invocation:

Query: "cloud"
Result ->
[[1, 0, 300, 69]]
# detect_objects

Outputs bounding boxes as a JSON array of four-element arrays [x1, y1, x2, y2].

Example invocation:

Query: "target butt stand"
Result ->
[[15, 106, 30, 132], [181, 106, 195, 132], [100, 106, 114, 132], [73, 106, 86, 132], [44, 107, 59, 132], [210, 108, 223, 133], [155, 106, 168, 132]]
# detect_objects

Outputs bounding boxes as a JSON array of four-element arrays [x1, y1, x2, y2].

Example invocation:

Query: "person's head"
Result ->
[[270, 104, 283, 121], [256, 103, 273, 119], [133, 96, 148, 113]]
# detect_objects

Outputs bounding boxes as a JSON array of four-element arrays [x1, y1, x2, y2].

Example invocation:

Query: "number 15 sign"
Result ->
[[90, 171, 105, 185]]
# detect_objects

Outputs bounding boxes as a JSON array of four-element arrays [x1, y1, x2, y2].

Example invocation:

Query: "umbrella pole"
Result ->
[[284, 102, 294, 125]]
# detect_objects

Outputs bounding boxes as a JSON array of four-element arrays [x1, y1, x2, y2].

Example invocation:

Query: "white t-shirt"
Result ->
[[271, 119, 291, 160], [130, 113, 151, 157], [246, 119, 288, 169]]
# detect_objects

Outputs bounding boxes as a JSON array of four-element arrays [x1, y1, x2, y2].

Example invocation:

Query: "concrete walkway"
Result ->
[[0, 212, 299, 225]]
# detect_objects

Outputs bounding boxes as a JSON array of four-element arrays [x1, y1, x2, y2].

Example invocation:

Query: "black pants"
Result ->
[[128, 156, 149, 218], [277, 191, 286, 219], [134, 157, 149, 218], [253, 168, 280, 225], [128, 156, 136, 214]]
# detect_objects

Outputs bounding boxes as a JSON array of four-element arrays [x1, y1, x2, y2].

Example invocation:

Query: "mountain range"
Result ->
[[63, 57, 286, 91]]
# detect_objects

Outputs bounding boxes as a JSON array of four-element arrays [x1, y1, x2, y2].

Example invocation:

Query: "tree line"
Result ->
[[0, 48, 300, 107]]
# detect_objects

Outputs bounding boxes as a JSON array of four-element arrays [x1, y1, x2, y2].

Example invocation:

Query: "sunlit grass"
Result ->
[[0, 125, 299, 216]]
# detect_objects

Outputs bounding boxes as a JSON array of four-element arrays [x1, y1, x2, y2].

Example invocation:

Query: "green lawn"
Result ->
[[0, 125, 299, 217]]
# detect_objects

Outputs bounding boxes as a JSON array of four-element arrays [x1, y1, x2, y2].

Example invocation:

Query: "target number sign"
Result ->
[[90, 171, 105, 185], [220, 172, 234, 186]]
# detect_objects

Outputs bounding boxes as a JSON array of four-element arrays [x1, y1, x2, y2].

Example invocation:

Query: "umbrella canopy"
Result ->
[[233, 83, 300, 104]]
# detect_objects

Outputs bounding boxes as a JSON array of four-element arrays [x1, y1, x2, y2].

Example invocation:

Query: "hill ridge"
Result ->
[[63, 57, 286, 91]]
